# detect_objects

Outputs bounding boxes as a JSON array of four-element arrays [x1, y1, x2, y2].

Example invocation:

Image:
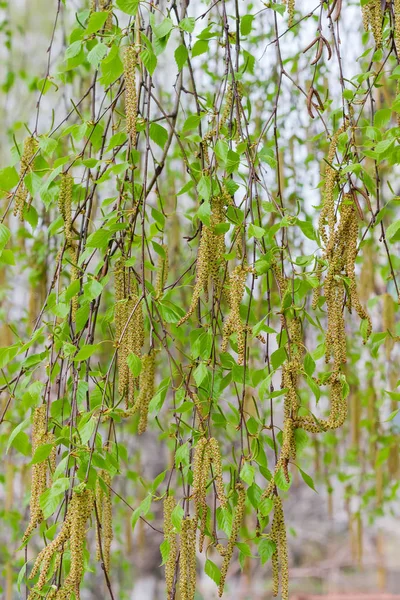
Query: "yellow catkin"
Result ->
[[369, 0, 383, 48], [192, 437, 209, 552], [69, 244, 79, 322], [208, 438, 227, 509], [221, 264, 253, 364], [318, 124, 346, 251], [155, 246, 169, 298], [115, 259, 144, 405], [177, 196, 227, 326], [179, 517, 197, 600], [124, 46, 138, 145], [270, 496, 289, 600], [14, 136, 38, 220], [395, 0, 400, 56], [58, 173, 73, 246], [163, 495, 178, 598], [96, 471, 113, 573], [218, 483, 245, 597], [192, 437, 227, 552], [23, 405, 55, 543], [126, 349, 156, 433], [287, 0, 295, 27], [29, 486, 93, 598]]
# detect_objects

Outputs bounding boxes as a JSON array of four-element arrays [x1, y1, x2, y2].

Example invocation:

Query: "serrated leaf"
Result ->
[[140, 49, 157, 75], [205, 559, 221, 586], [258, 538, 276, 564], [127, 352, 142, 377], [175, 44, 188, 71], [150, 122, 168, 149], [86, 11, 109, 35], [298, 467, 317, 492], [197, 175, 212, 201], [87, 42, 107, 67], [116, 0, 139, 14], [31, 443, 54, 465]]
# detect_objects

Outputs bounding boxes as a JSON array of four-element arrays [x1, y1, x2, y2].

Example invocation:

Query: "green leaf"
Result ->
[[248, 223, 265, 239], [193, 362, 208, 387], [175, 442, 189, 468], [86, 228, 113, 248], [259, 497, 274, 517], [197, 175, 211, 201], [140, 49, 157, 75], [0, 166, 19, 192], [160, 538, 170, 566], [6, 417, 30, 454], [85, 11, 109, 35], [73, 344, 100, 361], [0, 223, 11, 251], [150, 122, 168, 149], [258, 538, 276, 564], [240, 462, 255, 486], [386, 219, 400, 242], [205, 559, 221, 586], [179, 17, 195, 33], [271, 347, 286, 370], [116, 0, 139, 13], [175, 44, 188, 71], [298, 467, 317, 492], [240, 14, 254, 36], [78, 415, 96, 444], [65, 41, 82, 60], [127, 352, 142, 377], [31, 443, 54, 465], [153, 18, 173, 39], [171, 503, 184, 531], [87, 42, 108, 67], [192, 40, 208, 57]]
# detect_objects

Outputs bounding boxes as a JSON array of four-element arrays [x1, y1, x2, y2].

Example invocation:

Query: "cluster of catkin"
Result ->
[[124, 46, 138, 146], [217, 483, 246, 597], [221, 264, 254, 364], [14, 136, 38, 221], [95, 471, 113, 573], [163, 496, 196, 600], [23, 405, 55, 543], [58, 172, 79, 321], [362, 0, 383, 48], [262, 320, 302, 499], [29, 486, 93, 599], [270, 495, 289, 600], [178, 195, 228, 326], [192, 436, 227, 552], [163, 496, 178, 598], [114, 258, 144, 406], [155, 246, 169, 299], [126, 349, 156, 434]]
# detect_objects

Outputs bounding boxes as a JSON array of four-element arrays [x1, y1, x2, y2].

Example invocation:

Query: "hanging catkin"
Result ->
[[124, 46, 138, 145], [95, 471, 113, 573], [270, 495, 289, 600], [155, 246, 169, 299], [14, 136, 38, 220], [163, 495, 178, 598], [115, 258, 144, 406], [126, 349, 156, 433], [29, 487, 93, 598], [23, 405, 55, 543], [179, 517, 197, 600], [218, 483, 245, 597], [221, 264, 253, 364], [177, 196, 227, 326]]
